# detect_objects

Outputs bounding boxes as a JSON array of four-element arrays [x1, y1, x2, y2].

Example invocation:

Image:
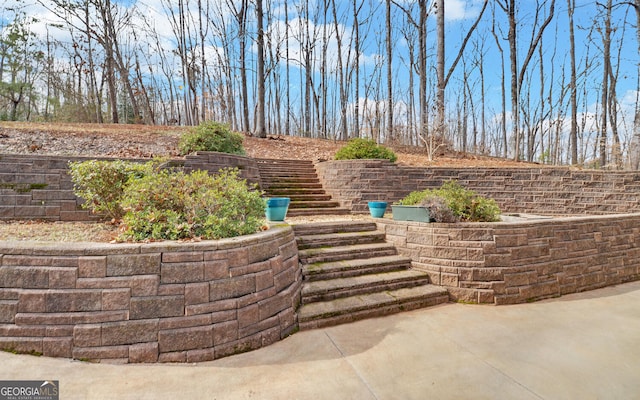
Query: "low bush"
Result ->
[[120, 168, 265, 241], [69, 159, 159, 220], [334, 138, 397, 162], [178, 121, 245, 156], [397, 181, 501, 222]]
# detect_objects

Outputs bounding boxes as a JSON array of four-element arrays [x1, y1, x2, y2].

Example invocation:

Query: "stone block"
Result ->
[[261, 325, 281, 347], [0, 266, 48, 288], [158, 351, 186, 363], [162, 252, 203, 263], [78, 256, 106, 278], [0, 300, 17, 323], [129, 295, 184, 320], [106, 254, 161, 276], [158, 325, 213, 353], [43, 337, 73, 358], [159, 314, 212, 330], [213, 320, 238, 345], [186, 348, 215, 363], [255, 270, 274, 292], [161, 262, 204, 284], [237, 288, 276, 308], [130, 275, 160, 296], [48, 268, 77, 288], [229, 260, 271, 277], [185, 283, 209, 305], [237, 304, 260, 329], [72, 345, 129, 361], [185, 299, 237, 316], [278, 241, 298, 261], [204, 260, 229, 281], [101, 319, 159, 346], [73, 324, 101, 347], [102, 288, 130, 311], [129, 342, 159, 363], [209, 276, 255, 301], [46, 290, 102, 312], [157, 284, 184, 296], [17, 291, 46, 313], [274, 267, 296, 293], [244, 241, 276, 264], [0, 337, 43, 355], [46, 325, 74, 337], [259, 295, 288, 321]]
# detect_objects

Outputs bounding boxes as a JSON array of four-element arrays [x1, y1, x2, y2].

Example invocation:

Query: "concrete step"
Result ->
[[259, 171, 319, 178], [301, 270, 430, 304], [292, 221, 378, 236], [265, 188, 328, 196], [289, 200, 341, 209], [256, 158, 314, 166], [302, 255, 413, 281], [296, 230, 386, 249], [287, 208, 351, 217], [264, 182, 324, 190], [298, 285, 450, 330], [276, 193, 333, 202], [298, 243, 398, 264], [261, 177, 321, 185]]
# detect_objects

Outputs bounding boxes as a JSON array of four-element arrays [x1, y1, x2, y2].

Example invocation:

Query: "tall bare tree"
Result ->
[[255, 0, 266, 138]]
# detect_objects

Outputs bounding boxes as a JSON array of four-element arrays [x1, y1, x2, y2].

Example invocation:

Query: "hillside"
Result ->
[[0, 122, 535, 168]]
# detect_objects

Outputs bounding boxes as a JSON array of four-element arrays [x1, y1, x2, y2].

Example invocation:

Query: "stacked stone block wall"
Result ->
[[0, 226, 300, 363], [0, 153, 260, 221], [315, 160, 640, 215], [376, 216, 640, 304]]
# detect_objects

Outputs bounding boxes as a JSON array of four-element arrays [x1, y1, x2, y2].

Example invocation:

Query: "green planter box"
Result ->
[[391, 205, 430, 223]]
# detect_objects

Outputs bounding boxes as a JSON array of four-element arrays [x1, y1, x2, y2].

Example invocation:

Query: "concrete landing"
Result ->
[[1, 281, 640, 399]]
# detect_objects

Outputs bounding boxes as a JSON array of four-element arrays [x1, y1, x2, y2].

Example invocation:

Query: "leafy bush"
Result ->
[[334, 138, 397, 162], [69, 159, 159, 220], [178, 121, 245, 156], [120, 168, 265, 241], [420, 196, 458, 223], [397, 181, 501, 222]]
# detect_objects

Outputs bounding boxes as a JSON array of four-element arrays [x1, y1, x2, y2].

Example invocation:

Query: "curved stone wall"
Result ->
[[0, 226, 300, 363], [376, 215, 640, 304]]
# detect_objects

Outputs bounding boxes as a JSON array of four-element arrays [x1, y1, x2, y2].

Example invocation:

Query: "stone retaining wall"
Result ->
[[0, 152, 260, 221], [0, 226, 300, 363], [375, 215, 640, 304], [315, 160, 640, 214]]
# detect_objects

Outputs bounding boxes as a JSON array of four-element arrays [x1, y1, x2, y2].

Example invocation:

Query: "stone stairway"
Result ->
[[256, 158, 350, 217], [293, 221, 449, 330]]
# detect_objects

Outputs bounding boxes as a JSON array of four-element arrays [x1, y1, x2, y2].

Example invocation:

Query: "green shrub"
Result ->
[[69, 159, 159, 220], [397, 181, 501, 222], [178, 121, 245, 156], [334, 138, 397, 162], [119, 168, 265, 241]]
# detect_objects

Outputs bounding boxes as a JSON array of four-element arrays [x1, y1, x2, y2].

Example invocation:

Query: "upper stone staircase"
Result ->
[[293, 221, 449, 330], [256, 158, 349, 217]]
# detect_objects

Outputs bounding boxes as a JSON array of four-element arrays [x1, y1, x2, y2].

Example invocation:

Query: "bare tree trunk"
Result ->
[[435, 0, 445, 139], [567, 0, 578, 164], [386, 0, 393, 142], [599, 0, 612, 168], [491, 4, 508, 157], [628, 0, 640, 169], [255, 0, 266, 138]]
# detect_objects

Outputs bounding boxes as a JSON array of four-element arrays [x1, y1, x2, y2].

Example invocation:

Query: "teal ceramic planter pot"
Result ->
[[391, 205, 430, 222], [265, 197, 290, 221], [368, 201, 388, 218]]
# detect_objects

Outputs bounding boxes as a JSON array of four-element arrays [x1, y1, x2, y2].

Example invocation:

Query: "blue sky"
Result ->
[[1, 0, 638, 160]]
